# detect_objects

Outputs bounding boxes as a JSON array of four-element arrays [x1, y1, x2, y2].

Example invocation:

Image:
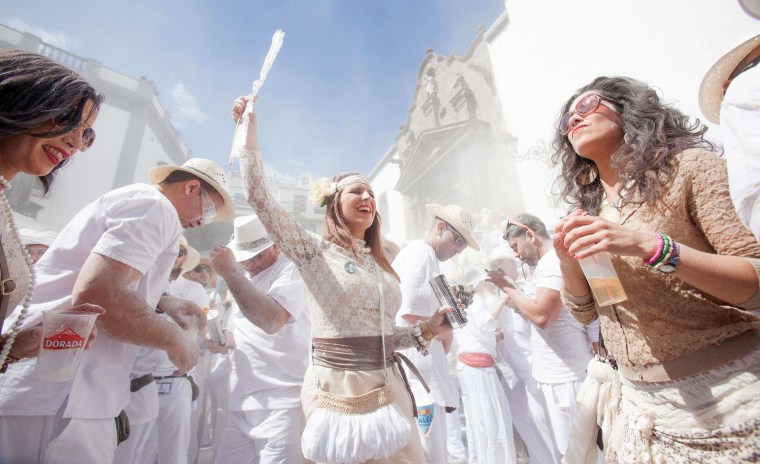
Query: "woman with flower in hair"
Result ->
[[232, 96, 454, 463], [553, 76, 760, 462]]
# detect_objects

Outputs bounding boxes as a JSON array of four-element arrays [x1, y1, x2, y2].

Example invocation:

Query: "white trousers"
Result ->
[[0, 401, 117, 464], [459, 365, 516, 464], [538, 378, 584, 459], [445, 407, 467, 461], [113, 419, 155, 464], [504, 375, 560, 464], [214, 408, 304, 464], [150, 376, 193, 464]]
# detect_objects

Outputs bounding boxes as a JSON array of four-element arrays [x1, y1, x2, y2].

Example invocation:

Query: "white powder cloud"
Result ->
[[170, 82, 207, 128]]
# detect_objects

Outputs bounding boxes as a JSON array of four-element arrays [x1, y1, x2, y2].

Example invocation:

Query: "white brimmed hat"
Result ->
[[179, 235, 201, 273], [426, 204, 480, 251], [149, 158, 235, 221], [19, 229, 58, 247], [699, 33, 760, 124], [739, 0, 760, 20], [226, 214, 275, 262]]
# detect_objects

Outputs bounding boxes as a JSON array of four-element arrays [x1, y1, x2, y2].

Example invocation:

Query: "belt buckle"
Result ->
[[1, 277, 15, 296]]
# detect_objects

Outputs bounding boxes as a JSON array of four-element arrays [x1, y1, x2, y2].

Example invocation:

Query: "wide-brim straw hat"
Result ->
[[149, 158, 235, 221], [19, 229, 58, 247], [178, 235, 201, 273], [226, 214, 275, 262], [699, 33, 760, 124], [426, 203, 480, 251]]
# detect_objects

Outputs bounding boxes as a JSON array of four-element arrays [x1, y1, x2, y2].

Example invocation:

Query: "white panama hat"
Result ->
[[149, 158, 235, 221], [426, 204, 480, 251], [226, 214, 275, 262], [19, 229, 58, 247], [178, 235, 201, 273]]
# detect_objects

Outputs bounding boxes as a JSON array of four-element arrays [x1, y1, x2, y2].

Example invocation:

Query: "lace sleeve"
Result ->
[[393, 325, 418, 350], [239, 149, 319, 266]]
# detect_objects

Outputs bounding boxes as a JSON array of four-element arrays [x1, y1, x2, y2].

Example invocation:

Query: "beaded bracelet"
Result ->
[[420, 321, 435, 342], [654, 237, 675, 269], [651, 234, 672, 267], [412, 321, 431, 356], [644, 233, 665, 265]]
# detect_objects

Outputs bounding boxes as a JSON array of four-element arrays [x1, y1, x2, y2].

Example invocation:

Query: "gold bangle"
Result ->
[[420, 321, 435, 341]]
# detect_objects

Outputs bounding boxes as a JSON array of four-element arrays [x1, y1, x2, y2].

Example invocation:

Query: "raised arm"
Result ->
[[233, 97, 319, 267]]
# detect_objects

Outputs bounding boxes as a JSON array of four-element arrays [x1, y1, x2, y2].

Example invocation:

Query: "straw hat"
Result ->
[[226, 214, 275, 262], [178, 235, 201, 273], [19, 229, 58, 247], [149, 158, 235, 221], [698, 33, 760, 124], [426, 204, 480, 251]]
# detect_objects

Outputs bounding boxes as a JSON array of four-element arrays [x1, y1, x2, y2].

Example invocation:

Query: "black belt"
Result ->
[[154, 373, 187, 380], [130, 373, 155, 392]]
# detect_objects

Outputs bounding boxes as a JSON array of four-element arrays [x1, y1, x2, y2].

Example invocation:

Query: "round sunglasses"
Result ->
[[53, 108, 96, 151], [560, 93, 620, 135]]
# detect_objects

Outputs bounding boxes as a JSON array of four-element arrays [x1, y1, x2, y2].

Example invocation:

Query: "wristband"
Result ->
[[644, 233, 664, 265]]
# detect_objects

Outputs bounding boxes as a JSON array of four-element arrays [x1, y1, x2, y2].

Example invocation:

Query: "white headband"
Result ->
[[335, 174, 371, 191]]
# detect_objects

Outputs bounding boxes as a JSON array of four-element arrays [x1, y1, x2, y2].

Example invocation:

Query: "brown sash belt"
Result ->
[[617, 329, 760, 383], [312, 336, 430, 416]]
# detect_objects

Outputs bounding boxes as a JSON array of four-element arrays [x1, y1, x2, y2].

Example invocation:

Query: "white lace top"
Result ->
[[240, 149, 416, 349]]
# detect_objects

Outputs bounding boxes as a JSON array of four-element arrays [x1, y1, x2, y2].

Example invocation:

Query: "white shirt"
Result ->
[[228, 253, 309, 411], [454, 293, 499, 358], [125, 347, 165, 425], [0, 184, 181, 418], [721, 64, 760, 241], [393, 239, 458, 407], [525, 250, 594, 384]]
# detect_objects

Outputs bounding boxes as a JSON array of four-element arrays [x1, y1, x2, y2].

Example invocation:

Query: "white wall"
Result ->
[[489, 0, 758, 224]]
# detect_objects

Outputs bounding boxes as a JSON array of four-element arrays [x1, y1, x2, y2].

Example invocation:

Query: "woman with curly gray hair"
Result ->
[[552, 76, 760, 462]]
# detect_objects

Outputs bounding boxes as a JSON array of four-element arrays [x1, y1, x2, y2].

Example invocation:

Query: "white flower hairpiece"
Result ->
[[309, 178, 337, 207], [309, 174, 372, 208]]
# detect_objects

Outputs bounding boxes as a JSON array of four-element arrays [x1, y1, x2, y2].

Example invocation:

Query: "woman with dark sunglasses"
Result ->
[[0, 51, 105, 371], [552, 76, 760, 461]]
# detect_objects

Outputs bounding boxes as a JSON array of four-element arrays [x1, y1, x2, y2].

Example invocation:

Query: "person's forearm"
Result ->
[[560, 260, 592, 297], [505, 288, 556, 328], [224, 270, 289, 334], [73, 286, 185, 351], [674, 246, 758, 305]]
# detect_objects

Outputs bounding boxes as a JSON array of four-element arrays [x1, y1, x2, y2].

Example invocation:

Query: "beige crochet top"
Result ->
[[240, 149, 416, 349], [0, 203, 31, 317], [562, 149, 760, 370]]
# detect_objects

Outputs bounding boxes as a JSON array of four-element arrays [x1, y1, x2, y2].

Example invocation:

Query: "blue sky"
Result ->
[[2, 1, 504, 178]]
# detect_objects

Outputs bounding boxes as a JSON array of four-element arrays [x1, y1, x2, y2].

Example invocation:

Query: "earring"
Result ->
[[623, 133, 634, 145], [579, 164, 598, 186]]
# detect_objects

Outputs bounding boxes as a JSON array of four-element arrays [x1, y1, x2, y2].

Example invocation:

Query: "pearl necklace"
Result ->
[[0, 175, 36, 369]]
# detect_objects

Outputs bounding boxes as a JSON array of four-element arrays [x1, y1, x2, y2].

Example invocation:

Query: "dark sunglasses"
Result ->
[[192, 265, 211, 274], [443, 222, 467, 248], [53, 108, 97, 152], [503, 220, 535, 241], [559, 93, 620, 135], [177, 247, 187, 257]]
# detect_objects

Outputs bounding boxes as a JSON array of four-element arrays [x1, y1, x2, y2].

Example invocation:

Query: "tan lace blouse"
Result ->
[[562, 148, 760, 370], [240, 149, 416, 349], [0, 203, 31, 320]]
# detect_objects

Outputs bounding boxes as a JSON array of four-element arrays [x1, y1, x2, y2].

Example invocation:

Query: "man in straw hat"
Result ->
[[486, 213, 598, 461], [699, 0, 760, 240], [0, 158, 234, 464], [393, 203, 479, 464], [208, 214, 310, 463]]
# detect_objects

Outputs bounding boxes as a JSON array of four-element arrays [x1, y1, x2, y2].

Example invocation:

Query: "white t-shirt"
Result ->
[[525, 250, 594, 384], [125, 347, 165, 425], [0, 184, 181, 419], [228, 253, 309, 411], [393, 239, 458, 407]]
